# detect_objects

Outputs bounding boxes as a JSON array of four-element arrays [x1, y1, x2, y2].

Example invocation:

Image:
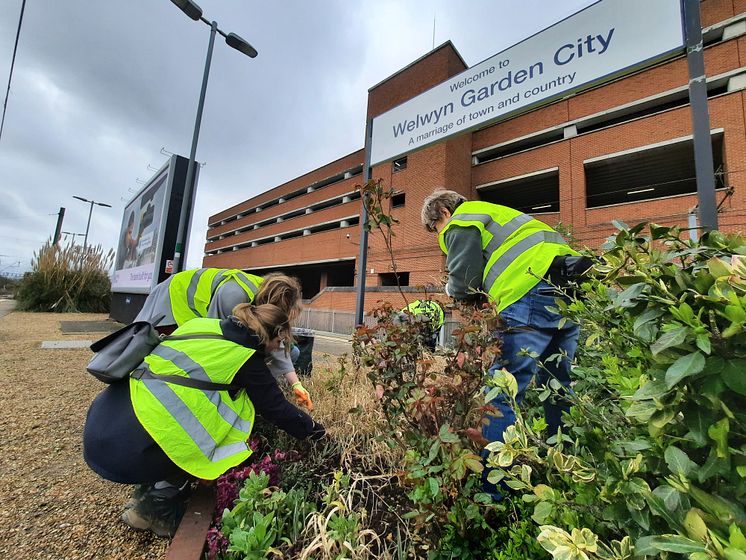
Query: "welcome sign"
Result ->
[[370, 0, 685, 166]]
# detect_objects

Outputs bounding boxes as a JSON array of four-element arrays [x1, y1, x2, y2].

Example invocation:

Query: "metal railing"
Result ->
[[296, 307, 461, 347]]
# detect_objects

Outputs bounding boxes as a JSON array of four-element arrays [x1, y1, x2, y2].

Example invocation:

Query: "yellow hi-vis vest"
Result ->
[[403, 300, 445, 329], [129, 317, 256, 480], [168, 268, 263, 326], [438, 201, 578, 312]]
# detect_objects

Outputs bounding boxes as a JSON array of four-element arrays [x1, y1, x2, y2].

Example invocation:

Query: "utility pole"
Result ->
[[53, 207, 65, 245]]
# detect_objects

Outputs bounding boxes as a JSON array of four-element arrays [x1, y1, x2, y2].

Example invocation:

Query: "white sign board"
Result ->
[[370, 0, 685, 166]]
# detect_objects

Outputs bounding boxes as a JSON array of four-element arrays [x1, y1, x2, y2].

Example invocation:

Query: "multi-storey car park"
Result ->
[[203, 0, 746, 328]]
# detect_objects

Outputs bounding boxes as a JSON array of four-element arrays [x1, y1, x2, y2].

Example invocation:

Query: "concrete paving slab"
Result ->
[[59, 320, 122, 333], [41, 340, 93, 349]]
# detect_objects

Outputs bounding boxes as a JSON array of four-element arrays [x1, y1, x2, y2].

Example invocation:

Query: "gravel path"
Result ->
[[0, 311, 169, 559]]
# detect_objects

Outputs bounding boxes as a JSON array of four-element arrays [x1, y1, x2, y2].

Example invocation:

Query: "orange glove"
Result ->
[[292, 382, 314, 412]]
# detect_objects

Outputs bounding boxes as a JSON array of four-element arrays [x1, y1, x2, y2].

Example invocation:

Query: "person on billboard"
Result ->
[[420, 189, 591, 496], [83, 302, 326, 537], [116, 212, 139, 269], [135, 269, 313, 412]]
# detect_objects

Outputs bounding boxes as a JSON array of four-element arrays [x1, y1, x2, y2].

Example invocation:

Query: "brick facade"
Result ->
[[204, 0, 746, 314]]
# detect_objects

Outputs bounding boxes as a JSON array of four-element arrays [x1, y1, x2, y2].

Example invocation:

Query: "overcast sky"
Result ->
[[0, 0, 596, 276]]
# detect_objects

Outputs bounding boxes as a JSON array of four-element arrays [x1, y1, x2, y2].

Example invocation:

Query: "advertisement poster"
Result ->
[[112, 168, 169, 292]]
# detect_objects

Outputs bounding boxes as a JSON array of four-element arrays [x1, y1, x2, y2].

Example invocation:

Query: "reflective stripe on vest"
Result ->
[[129, 318, 256, 479], [169, 268, 263, 326], [439, 201, 577, 311], [148, 344, 253, 434], [484, 230, 568, 289]]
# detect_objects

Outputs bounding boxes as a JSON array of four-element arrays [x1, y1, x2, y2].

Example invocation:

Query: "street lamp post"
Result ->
[[169, 0, 258, 273], [73, 195, 112, 251]]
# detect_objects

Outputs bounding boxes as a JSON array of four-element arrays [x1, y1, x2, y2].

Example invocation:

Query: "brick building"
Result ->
[[204, 0, 746, 317]]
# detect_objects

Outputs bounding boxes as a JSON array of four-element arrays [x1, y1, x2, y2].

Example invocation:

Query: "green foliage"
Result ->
[[354, 300, 549, 556], [16, 239, 113, 312], [483, 223, 746, 560], [221, 470, 316, 559], [432, 499, 550, 560]]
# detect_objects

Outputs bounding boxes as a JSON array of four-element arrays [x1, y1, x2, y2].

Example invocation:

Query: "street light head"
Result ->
[[72, 195, 89, 203], [170, 0, 202, 21], [97, 202, 113, 208], [225, 32, 258, 58]]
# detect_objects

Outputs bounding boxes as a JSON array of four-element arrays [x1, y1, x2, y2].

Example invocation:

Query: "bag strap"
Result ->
[[131, 366, 239, 392], [162, 333, 226, 342]]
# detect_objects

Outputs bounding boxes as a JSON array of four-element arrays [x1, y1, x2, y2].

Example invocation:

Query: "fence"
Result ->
[[296, 307, 462, 347]]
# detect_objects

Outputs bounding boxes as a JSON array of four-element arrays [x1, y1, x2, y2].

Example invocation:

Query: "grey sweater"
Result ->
[[444, 226, 484, 301]]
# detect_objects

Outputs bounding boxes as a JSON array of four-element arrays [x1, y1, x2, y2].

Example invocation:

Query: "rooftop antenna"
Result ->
[[432, 12, 436, 50]]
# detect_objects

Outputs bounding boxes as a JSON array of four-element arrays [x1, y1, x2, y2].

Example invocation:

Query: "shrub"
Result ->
[[15, 239, 113, 312], [484, 223, 746, 559]]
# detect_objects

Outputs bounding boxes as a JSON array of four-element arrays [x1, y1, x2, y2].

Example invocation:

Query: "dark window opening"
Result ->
[[476, 130, 564, 164], [327, 266, 355, 287], [391, 192, 406, 208], [247, 261, 355, 299], [585, 134, 725, 208], [479, 170, 560, 214], [577, 94, 691, 135], [378, 272, 409, 286], [392, 157, 408, 172], [474, 79, 731, 166]]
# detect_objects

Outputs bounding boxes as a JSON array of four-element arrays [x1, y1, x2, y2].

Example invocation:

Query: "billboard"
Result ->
[[111, 155, 192, 294], [370, 0, 685, 166]]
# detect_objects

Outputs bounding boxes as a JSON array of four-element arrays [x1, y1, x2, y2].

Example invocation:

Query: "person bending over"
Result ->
[[135, 269, 313, 411], [83, 303, 325, 536], [421, 189, 590, 494]]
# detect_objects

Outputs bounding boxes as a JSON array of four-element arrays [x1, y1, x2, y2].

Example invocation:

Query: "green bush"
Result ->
[[485, 223, 746, 560], [15, 240, 113, 312]]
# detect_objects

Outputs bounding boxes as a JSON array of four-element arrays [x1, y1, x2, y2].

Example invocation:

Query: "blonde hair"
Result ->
[[232, 303, 291, 350], [254, 273, 303, 323], [421, 189, 467, 233]]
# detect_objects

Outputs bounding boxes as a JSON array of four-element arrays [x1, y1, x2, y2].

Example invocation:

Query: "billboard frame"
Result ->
[[111, 154, 191, 295]]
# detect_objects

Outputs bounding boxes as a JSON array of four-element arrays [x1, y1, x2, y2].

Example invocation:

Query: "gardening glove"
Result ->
[[292, 381, 314, 412]]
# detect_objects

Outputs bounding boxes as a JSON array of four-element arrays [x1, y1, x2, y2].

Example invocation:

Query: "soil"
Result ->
[[0, 310, 169, 559]]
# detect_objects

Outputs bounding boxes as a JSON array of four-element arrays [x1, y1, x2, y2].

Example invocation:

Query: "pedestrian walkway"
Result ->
[[0, 298, 15, 319], [307, 330, 352, 357]]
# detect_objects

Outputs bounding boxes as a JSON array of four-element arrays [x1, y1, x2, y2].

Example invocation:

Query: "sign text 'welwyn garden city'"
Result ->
[[370, 0, 685, 166]]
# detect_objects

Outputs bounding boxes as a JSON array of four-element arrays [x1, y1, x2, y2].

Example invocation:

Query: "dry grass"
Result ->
[[303, 354, 404, 474], [0, 310, 168, 559]]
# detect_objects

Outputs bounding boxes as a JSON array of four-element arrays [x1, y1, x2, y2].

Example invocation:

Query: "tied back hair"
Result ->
[[254, 273, 303, 323], [232, 303, 291, 350]]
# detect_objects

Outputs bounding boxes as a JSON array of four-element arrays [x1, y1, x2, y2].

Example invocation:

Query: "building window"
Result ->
[[391, 192, 406, 208], [392, 157, 407, 173], [378, 272, 409, 286], [585, 134, 725, 208], [478, 169, 560, 214]]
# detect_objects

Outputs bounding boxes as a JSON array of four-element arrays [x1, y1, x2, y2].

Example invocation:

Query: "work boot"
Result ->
[[124, 484, 151, 510], [121, 481, 192, 537]]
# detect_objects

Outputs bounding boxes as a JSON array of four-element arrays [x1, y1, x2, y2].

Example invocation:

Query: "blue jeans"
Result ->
[[481, 281, 579, 492], [290, 344, 300, 365]]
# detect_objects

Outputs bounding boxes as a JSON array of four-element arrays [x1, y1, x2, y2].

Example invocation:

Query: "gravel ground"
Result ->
[[0, 310, 170, 559]]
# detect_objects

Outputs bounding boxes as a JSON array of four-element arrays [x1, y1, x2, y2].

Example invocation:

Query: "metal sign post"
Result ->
[[354, 118, 373, 326], [683, 0, 718, 231]]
